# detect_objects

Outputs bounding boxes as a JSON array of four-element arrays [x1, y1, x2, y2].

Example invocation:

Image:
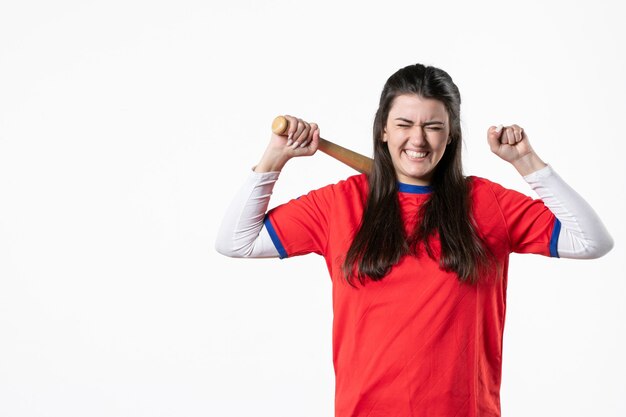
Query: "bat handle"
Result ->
[[271, 116, 373, 174]]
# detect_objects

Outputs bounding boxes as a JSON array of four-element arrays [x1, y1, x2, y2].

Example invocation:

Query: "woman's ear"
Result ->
[[382, 128, 388, 142]]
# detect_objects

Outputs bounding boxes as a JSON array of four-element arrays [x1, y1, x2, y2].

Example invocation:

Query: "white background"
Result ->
[[1, 0, 624, 416]]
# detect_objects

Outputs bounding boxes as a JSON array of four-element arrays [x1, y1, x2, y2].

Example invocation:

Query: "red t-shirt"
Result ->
[[264, 174, 560, 417]]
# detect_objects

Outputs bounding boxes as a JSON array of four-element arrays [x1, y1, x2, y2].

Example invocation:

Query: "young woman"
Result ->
[[216, 64, 613, 417]]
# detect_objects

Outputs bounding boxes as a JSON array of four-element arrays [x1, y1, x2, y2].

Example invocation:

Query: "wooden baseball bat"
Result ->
[[272, 116, 373, 174]]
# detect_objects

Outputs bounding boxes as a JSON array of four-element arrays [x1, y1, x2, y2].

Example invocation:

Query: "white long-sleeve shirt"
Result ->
[[215, 165, 613, 260]]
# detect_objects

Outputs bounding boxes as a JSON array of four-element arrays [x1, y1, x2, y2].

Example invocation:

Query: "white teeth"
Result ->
[[405, 150, 427, 158]]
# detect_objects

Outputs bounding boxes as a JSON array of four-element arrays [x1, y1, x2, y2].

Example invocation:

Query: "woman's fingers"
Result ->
[[284, 115, 305, 147], [488, 123, 534, 164], [282, 116, 316, 149], [292, 119, 311, 149], [283, 115, 297, 145], [487, 125, 503, 151], [299, 123, 318, 148], [500, 124, 524, 145], [280, 115, 319, 154]]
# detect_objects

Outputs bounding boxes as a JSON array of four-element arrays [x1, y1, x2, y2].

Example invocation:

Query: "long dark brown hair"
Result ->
[[342, 64, 491, 287]]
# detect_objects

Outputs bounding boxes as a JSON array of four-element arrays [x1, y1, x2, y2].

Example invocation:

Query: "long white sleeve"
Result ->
[[216, 166, 614, 260], [523, 165, 614, 259], [215, 170, 280, 258]]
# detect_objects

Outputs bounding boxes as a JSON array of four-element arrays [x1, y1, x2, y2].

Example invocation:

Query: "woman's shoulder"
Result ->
[[466, 175, 535, 213], [314, 173, 368, 194], [466, 175, 510, 197], [467, 175, 499, 187], [295, 173, 368, 205], [340, 173, 369, 190]]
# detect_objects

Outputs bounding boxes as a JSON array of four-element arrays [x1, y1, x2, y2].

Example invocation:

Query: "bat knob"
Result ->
[[272, 116, 288, 136]]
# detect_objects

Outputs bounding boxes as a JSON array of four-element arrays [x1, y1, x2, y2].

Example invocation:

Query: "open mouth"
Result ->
[[404, 150, 429, 159]]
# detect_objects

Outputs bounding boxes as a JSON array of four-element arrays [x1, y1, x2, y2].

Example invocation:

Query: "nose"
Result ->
[[408, 126, 427, 146]]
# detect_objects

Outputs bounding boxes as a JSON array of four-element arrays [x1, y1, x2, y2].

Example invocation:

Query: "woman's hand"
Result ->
[[487, 124, 547, 176], [255, 115, 320, 173]]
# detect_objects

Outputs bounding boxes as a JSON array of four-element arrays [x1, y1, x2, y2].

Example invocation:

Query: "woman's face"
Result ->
[[383, 94, 450, 186]]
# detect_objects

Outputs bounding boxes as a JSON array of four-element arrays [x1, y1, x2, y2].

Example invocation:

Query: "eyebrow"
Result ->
[[394, 117, 445, 126]]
